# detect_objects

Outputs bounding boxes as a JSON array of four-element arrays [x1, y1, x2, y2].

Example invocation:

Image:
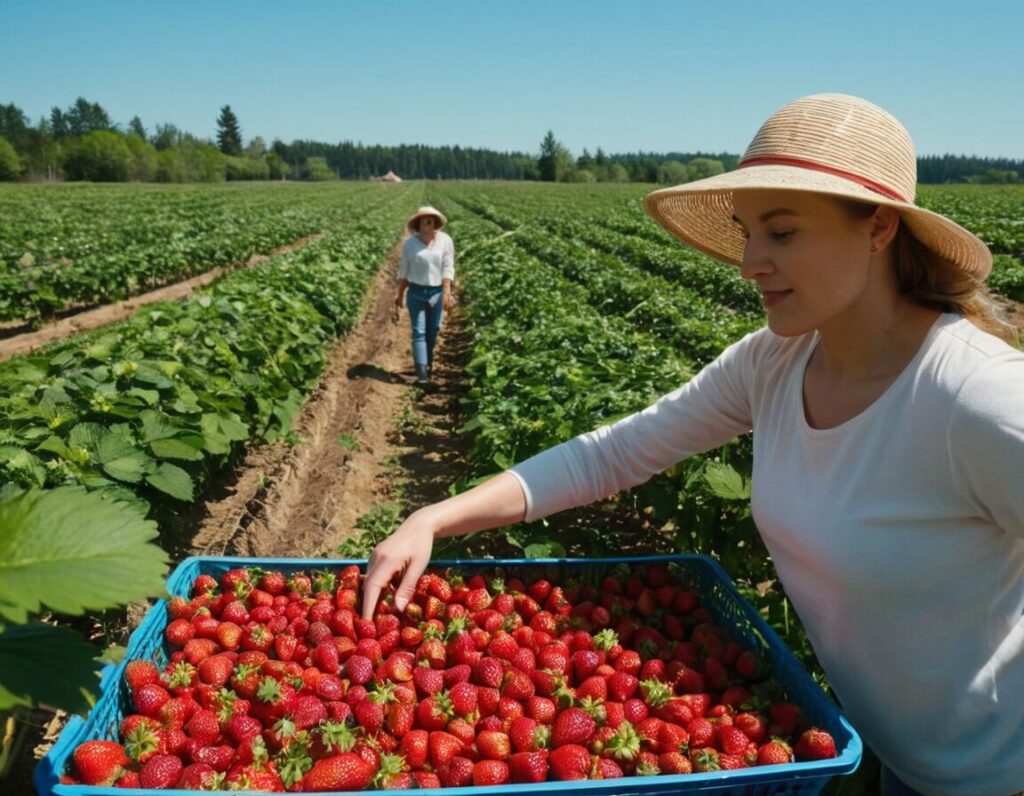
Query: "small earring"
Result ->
[[870, 244, 878, 253]]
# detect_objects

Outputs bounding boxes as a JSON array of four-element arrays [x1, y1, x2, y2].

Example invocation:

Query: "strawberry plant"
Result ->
[[0, 486, 167, 778]]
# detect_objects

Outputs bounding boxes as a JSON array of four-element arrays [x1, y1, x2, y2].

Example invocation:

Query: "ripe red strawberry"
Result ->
[[399, 729, 429, 769], [508, 749, 549, 783], [385, 702, 414, 737], [185, 709, 221, 746], [134, 683, 171, 718], [718, 724, 754, 756], [437, 755, 475, 787], [502, 669, 535, 701], [302, 752, 374, 792], [429, 730, 463, 769], [734, 711, 767, 743], [176, 762, 220, 789], [686, 717, 715, 749], [354, 700, 385, 735], [657, 750, 692, 774], [291, 694, 329, 730], [124, 660, 161, 692], [572, 649, 601, 680], [552, 707, 597, 747], [415, 691, 452, 730], [757, 738, 793, 765], [794, 727, 837, 760], [473, 759, 510, 785], [524, 695, 556, 723], [139, 753, 183, 789], [344, 654, 374, 685], [577, 674, 609, 702], [549, 744, 592, 780], [448, 681, 478, 716], [165, 618, 195, 646], [72, 740, 129, 785], [509, 716, 550, 752], [193, 743, 234, 772], [197, 655, 234, 687], [476, 730, 511, 760], [474, 656, 504, 688], [607, 671, 638, 702]]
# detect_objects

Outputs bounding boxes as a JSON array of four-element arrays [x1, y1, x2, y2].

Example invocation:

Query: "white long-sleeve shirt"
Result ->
[[397, 231, 455, 286], [509, 314, 1024, 796]]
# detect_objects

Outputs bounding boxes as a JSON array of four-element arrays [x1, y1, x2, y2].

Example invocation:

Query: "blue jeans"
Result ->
[[406, 284, 444, 378]]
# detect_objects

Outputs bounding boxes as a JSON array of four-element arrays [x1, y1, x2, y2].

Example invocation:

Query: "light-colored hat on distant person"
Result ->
[[644, 93, 992, 279], [407, 206, 448, 232]]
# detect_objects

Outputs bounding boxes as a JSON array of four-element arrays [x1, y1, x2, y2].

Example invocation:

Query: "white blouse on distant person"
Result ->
[[509, 313, 1024, 796], [398, 231, 455, 287]]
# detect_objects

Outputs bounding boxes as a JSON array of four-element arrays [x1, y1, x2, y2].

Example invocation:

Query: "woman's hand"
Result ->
[[361, 507, 438, 620], [443, 291, 455, 311]]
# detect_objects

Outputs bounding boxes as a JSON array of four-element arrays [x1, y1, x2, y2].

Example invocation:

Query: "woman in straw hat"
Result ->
[[363, 95, 1024, 794], [395, 205, 455, 385]]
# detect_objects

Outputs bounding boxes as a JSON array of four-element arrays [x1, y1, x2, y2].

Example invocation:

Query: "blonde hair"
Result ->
[[893, 227, 1018, 345], [842, 200, 1019, 346]]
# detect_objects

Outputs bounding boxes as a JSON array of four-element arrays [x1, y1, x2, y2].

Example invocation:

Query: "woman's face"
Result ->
[[731, 190, 886, 337], [418, 216, 437, 236]]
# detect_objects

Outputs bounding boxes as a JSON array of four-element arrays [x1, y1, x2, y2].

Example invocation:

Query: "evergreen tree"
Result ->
[[216, 105, 243, 156], [128, 115, 147, 141]]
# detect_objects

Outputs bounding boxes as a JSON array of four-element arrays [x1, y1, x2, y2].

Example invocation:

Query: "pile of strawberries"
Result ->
[[63, 562, 837, 791]]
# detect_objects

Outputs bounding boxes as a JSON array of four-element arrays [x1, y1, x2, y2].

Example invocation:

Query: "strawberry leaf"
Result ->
[[145, 462, 194, 501], [0, 622, 100, 711], [0, 486, 168, 624]]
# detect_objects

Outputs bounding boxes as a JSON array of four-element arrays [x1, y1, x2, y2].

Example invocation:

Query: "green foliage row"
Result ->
[[0, 189, 420, 520], [0, 182, 399, 323]]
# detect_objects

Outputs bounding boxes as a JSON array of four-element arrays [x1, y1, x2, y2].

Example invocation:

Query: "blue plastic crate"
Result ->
[[36, 554, 861, 795]]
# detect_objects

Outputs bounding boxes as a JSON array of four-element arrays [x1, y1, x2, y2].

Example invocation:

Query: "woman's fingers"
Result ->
[[362, 551, 403, 621]]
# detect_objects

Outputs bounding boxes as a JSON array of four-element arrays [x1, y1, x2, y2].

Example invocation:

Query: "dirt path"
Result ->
[[0, 232, 327, 362], [188, 245, 470, 559]]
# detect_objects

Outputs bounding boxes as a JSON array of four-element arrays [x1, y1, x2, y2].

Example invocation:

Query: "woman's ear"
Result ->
[[871, 206, 901, 252]]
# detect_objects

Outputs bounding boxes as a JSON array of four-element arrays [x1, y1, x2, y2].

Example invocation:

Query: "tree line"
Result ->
[[0, 98, 1019, 185]]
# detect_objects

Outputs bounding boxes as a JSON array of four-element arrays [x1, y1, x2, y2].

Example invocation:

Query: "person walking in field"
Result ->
[[394, 205, 455, 386], [363, 94, 1024, 795]]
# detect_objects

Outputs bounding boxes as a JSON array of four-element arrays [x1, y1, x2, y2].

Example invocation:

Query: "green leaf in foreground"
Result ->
[[703, 461, 751, 501], [0, 622, 100, 711], [0, 487, 168, 624]]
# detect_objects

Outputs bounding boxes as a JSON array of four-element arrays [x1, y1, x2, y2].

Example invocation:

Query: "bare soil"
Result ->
[[0, 232, 327, 362], [187, 245, 471, 559]]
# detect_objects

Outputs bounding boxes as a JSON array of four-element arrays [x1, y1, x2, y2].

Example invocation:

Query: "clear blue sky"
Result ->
[[2, 0, 1022, 158]]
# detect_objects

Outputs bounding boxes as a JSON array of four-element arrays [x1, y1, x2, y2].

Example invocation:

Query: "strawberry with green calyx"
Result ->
[[311, 720, 358, 758], [639, 677, 672, 709], [311, 570, 336, 594], [689, 746, 721, 772], [578, 694, 608, 724], [123, 722, 160, 764], [757, 737, 793, 765], [593, 628, 619, 653], [374, 752, 411, 789], [602, 720, 643, 762], [274, 733, 314, 788]]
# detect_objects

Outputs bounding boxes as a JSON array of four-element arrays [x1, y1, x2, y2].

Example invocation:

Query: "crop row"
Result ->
[[0, 182, 413, 323], [434, 197, 770, 596], [0, 192, 421, 524]]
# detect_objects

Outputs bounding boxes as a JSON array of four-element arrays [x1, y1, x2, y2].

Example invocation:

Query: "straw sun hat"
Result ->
[[644, 93, 992, 279], [407, 206, 447, 232]]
